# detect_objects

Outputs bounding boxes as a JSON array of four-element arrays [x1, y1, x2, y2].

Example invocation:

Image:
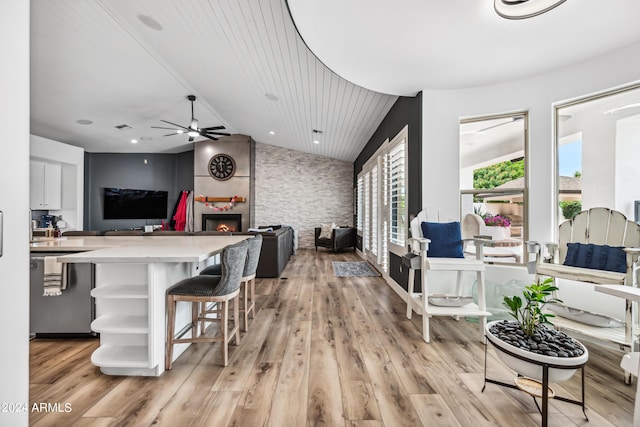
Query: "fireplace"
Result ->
[[202, 214, 242, 232]]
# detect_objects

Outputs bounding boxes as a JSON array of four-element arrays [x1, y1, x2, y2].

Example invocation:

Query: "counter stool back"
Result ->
[[165, 239, 248, 369], [200, 234, 263, 331]]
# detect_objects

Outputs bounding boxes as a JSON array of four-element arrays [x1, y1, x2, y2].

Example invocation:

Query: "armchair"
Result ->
[[314, 226, 356, 252], [528, 207, 640, 383], [405, 210, 491, 343]]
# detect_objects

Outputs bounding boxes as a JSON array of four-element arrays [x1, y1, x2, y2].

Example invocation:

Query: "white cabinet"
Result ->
[[30, 160, 62, 210]]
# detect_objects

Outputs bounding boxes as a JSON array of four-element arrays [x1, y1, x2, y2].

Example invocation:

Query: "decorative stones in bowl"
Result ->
[[485, 320, 589, 383], [428, 294, 473, 307]]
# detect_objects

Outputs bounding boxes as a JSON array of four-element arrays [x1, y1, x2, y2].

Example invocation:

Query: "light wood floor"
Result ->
[[30, 249, 634, 426]]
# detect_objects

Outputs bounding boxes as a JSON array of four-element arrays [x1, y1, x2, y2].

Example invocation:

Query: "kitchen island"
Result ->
[[31, 235, 249, 376]]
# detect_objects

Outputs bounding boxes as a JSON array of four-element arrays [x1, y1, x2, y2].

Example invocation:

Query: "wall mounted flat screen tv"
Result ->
[[103, 188, 168, 220]]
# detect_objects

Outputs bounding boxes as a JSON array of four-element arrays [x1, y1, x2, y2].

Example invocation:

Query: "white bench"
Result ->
[[529, 207, 640, 382]]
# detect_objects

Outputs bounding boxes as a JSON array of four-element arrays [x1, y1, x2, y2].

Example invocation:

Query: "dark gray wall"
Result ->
[[175, 150, 195, 193], [354, 93, 423, 291], [84, 152, 194, 231]]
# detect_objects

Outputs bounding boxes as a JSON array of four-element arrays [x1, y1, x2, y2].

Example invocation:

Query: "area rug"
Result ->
[[332, 261, 380, 277]]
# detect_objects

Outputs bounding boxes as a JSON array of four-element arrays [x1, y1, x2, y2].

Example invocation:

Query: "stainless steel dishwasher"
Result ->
[[30, 252, 96, 337]]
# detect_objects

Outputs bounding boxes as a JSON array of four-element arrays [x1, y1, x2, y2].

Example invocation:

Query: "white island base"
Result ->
[[90, 262, 198, 376], [57, 235, 248, 376]]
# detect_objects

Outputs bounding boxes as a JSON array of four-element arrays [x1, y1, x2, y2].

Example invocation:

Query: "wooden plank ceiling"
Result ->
[[30, 0, 398, 160]]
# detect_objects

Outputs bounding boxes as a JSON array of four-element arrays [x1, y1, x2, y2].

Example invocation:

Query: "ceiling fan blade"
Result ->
[[202, 134, 219, 141], [202, 131, 231, 136], [200, 125, 226, 131], [151, 126, 181, 131], [164, 132, 180, 137], [160, 119, 190, 131]]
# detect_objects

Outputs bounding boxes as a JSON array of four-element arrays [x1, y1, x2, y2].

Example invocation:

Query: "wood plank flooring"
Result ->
[[29, 249, 634, 426]]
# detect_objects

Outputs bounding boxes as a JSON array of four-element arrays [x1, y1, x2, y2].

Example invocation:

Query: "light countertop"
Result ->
[[30, 235, 250, 263]]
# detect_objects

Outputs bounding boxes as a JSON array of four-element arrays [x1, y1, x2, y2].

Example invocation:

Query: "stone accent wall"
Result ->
[[254, 143, 353, 248]]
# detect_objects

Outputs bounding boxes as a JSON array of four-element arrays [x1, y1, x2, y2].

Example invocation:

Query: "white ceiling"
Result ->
[[31, 1, 640, 161], [288, 0, 640, 95], [30, 0, 397, 160]]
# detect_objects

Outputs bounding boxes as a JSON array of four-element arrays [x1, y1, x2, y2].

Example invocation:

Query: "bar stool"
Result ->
[[165, 239, 248, 369], [200, 234, 263, 331]]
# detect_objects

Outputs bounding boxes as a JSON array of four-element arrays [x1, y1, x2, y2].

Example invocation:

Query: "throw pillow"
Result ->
[[260, 224, 282, 230], [319, 223, 336, 239], [563, 242, 626, 273], [420, 221, 464, 258]]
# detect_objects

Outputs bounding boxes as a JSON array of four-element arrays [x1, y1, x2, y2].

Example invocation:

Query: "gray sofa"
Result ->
[[231, 226, 294, 278]]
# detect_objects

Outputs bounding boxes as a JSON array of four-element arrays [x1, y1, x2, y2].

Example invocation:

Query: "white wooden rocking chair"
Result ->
[[405, 210, 492, 343], [528, 207, 640, 382]]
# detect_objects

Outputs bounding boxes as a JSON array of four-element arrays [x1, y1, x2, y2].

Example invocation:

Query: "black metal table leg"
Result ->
[[483, 337, 588, 426]]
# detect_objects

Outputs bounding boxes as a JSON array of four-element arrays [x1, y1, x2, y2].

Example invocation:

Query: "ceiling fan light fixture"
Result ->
[[494, 0, 566, 20], [187, 130, 199, 137]]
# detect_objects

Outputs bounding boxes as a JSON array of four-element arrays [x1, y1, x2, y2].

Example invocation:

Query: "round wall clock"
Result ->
[[208, 153, 236, 181]]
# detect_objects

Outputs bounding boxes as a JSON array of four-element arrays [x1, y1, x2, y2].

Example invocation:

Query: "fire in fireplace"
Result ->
[[202, 214, 242, 232]]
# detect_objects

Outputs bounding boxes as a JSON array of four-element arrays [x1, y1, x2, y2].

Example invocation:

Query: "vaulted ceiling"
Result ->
[[288, 0, 640, 95], [30, 0, 397, 160], [30, 1, 640, 161]]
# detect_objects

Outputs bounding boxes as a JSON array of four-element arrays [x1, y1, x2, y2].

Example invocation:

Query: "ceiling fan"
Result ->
[[152, 95, 230, 142]]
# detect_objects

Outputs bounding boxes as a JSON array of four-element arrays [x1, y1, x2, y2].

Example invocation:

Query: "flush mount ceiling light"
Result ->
[[494, 0, 566, 20]]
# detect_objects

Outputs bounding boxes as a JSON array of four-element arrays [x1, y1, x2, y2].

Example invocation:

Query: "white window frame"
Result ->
[[388, 126, 408, 257]]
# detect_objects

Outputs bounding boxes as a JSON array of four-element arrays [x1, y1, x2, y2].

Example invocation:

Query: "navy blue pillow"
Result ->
[[420, 221, 464, 258], [563, 242, 626, 273]]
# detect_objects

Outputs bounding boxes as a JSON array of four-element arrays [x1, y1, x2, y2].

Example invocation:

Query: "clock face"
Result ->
[[208, 154, 236, 181]]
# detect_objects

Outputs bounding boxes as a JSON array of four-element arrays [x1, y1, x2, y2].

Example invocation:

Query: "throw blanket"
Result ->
[[43, 256, 68, 296]]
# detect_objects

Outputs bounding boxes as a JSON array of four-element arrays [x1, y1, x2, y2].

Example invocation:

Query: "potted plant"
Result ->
[[485, 278, 589, 383], [483, 214, 511, 240]]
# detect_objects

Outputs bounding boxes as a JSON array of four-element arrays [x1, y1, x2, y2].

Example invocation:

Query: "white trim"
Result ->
[[388, 125, 409, 256]]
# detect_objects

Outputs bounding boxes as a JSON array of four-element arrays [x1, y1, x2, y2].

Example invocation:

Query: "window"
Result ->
[[356, 175, 363, 232], [363, 170, 371, 251], [357, 127, 407, 268], [459, 113, 528, 264], [370, 163, 378, 256], [388, 128, 407, 254], [555, 83, 640, 224]]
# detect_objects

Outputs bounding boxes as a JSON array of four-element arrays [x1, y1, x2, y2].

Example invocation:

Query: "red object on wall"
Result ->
[[173, 191, 188, 231]]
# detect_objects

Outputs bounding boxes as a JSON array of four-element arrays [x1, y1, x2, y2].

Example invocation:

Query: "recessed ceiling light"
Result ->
[[269, 131, 275, 135], [76, 119, 93, 125], [313, 140, 320, 144], [140, 136, 153, 141], [137, 15, 163, 31], [176, 130, 184, 134], [130, 139, 138, 144], [265, 93, 279, 101], [494, 0, 566, 20]]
